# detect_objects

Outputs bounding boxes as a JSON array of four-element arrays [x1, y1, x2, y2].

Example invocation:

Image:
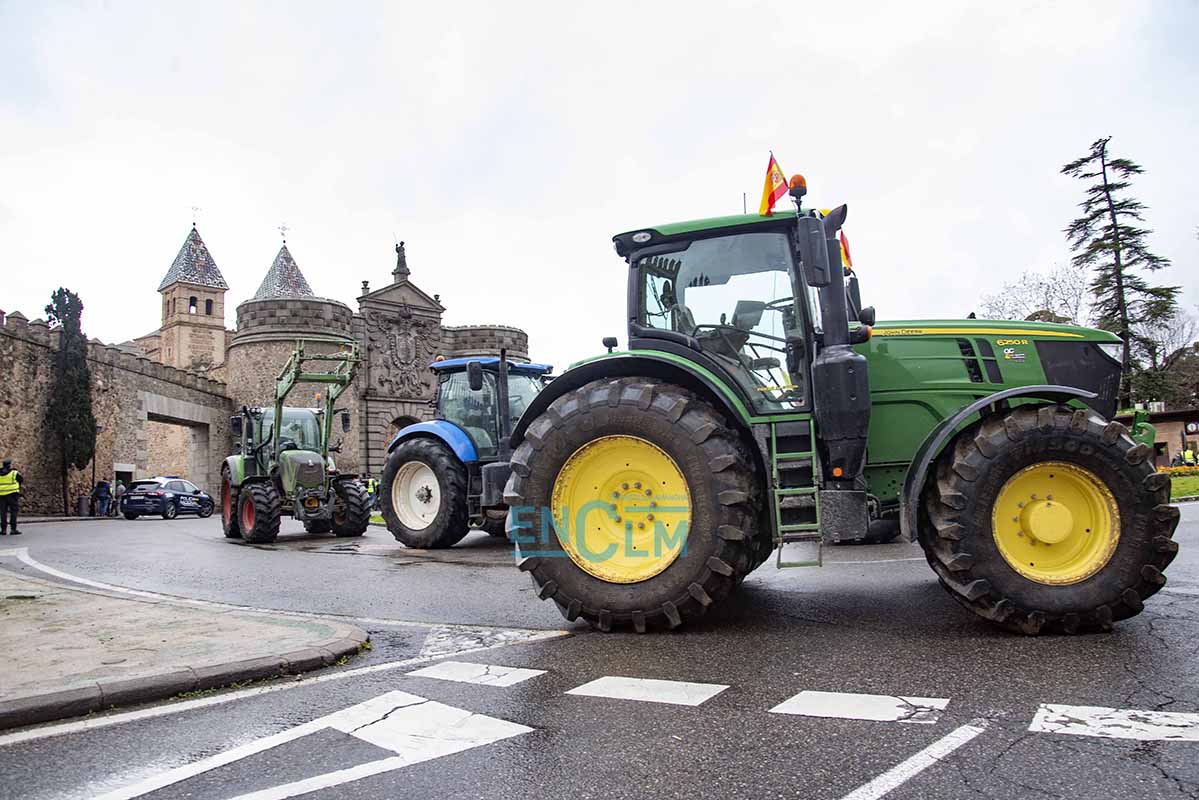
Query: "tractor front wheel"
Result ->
[[381, 439, 469, 548], [332, 480, 371, 537], [504, 377, 760, 632], [238, 482, 282, 544], [920, 404, 1179, 634], [221, 466, 241, 539]]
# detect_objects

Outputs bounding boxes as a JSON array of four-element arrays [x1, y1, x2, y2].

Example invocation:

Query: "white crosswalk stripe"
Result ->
[[566, 676, 729, 706], [769, 690, 950, 724], [1029, 703, 1199, 741], [406, 660, 546, 687]]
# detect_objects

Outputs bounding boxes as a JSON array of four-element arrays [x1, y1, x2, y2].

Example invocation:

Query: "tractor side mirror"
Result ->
[[731, 300, 766, 331], [796, 216, 830, 287], [341, 411, 352, 433], [467, 361, 484, 391], [859, 306, 876, 326], [230, 416, 243, 439]]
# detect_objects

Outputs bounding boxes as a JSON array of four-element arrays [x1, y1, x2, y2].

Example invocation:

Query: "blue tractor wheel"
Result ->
[[381, 438, 470, 548]]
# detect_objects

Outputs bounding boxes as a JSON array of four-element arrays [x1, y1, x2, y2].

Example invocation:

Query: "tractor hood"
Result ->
[[278, 449, 326, 490]]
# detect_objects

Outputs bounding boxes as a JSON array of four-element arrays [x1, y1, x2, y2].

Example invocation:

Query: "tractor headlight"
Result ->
[[1096, 342, 1123, 364]]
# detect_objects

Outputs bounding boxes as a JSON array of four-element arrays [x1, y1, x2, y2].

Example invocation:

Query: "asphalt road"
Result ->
[[1, 505, 1197, 800]]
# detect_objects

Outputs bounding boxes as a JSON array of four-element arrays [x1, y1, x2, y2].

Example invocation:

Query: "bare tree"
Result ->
[[978, 263, 1091, 324]]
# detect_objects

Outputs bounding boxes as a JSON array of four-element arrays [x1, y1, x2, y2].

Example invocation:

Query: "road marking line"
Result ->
[[0, 632, 562, 749], [838, 720, 989, 800], [407, 660, 546, 687], [565, 676, 728, 706], [769, 690, 949, 724], [2, 548, 558, 634], [90, 690, 532, 800], [1029, 703, 1199, 741]]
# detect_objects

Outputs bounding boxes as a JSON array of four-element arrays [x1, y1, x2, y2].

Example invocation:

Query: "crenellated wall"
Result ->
[[0, 308, 232, 514], [442, 325, 530, 362]]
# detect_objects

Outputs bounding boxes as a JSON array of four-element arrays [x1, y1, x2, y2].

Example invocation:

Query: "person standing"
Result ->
[[94, 479, 112, 517], [112, 480, 126, 517], [0, 458, 23, 536]]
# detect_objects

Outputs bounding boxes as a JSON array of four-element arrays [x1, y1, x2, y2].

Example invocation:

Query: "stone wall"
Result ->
[[0, 309, 232, 514], [442, 325, 530, 362], [225, 297, 361, 474]]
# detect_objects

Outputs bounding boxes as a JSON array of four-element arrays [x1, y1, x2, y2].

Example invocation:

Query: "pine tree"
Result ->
[[44, 288, 96, 514], [1062, 137, 1178, 407]]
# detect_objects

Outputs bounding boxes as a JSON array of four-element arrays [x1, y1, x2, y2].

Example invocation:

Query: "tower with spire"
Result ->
[[157, 225, 229, 370]]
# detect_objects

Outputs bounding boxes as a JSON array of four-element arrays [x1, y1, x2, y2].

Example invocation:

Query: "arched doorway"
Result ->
[[390, 416, 421, 439]]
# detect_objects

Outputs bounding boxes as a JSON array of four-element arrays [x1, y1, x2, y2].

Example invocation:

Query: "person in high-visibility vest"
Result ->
[[0, 458, 23, 536], [1185, 447, 1197, 466]]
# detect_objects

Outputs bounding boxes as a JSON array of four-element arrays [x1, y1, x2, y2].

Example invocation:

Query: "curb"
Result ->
[[1174, 495, 1199, 504], [0, 628, 369, 731], [16, 517, 119, 525]]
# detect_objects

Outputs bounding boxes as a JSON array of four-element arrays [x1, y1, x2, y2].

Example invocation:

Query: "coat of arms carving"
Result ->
[[365, 304, 437, 396]]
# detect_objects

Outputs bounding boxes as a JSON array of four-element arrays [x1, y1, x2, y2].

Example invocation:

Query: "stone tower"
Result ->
[[224, 241, 359, 470], [157, 226, 229, 371]]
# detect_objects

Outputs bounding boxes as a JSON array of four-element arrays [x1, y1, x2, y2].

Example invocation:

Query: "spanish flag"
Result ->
[[758, 153, 787, 216], [840, 231, 853, 270]]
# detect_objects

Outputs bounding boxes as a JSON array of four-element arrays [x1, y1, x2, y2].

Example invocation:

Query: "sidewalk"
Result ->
[[0, 571, 368, 730]]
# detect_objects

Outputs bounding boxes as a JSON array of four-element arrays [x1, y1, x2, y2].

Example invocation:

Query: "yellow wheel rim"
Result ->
[[991, 461, 1119, 585], [551, 435, 692, 584]]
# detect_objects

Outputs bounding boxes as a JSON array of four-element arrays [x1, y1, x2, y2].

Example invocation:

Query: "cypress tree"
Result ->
[[1061, 137, 1178, 407], [44, 288, 96, 514]]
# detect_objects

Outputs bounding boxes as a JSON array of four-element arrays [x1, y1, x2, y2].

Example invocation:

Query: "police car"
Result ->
[[121, 476, 215, 521]]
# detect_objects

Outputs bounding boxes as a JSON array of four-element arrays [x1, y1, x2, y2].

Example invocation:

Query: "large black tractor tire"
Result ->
[[303, 519, 333, 534], [332, 480, 371, 538], [238, 482, 282, 544], [380, 438, 469, 549], [920, 404, 1179, 635], [504, 377, 761, 633], [221, 466, 241, 539], [481, 511, 508, 537]]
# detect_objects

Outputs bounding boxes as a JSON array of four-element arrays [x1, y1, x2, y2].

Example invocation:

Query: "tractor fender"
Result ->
[[222, 455, 247, 487], [509, 352, 750, 447], [386, 421, 478, 464], [899, 384, 1098, 542]]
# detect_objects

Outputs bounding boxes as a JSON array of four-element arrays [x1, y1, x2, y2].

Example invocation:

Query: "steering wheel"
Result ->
[[764, 296, 794, 311], [279, 438, 300, 452]]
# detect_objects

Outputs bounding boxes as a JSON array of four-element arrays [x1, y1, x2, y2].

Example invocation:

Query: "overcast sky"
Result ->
[[3, 1, 1196, 372]]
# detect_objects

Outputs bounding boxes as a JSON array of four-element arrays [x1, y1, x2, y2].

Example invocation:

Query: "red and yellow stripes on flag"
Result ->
[[839, 231, 853, 270], [758, 153, 788, 216]]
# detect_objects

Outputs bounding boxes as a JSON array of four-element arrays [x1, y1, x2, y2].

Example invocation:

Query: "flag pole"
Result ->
[[742, 193, 747, 214]]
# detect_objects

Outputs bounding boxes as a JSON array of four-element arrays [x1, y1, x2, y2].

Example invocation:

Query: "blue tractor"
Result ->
[[380, 351, 553, 548]]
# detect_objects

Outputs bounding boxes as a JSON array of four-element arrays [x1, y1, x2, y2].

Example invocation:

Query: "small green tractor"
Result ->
[[220, 341, 371, 543], [503, 175, 1180, 634]]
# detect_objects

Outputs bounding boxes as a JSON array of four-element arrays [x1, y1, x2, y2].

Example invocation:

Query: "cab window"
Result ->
[[439, 372, 499, 460]]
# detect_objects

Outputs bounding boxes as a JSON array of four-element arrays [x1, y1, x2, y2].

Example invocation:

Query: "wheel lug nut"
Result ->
[[614, 516, 621, 523], [634, 481, 642, 489], [647, 514, 655, 521], [622, 483, 629, 490], [645, 489, 652, 496], [651, 501, 657, 508], [637, 522, 645, 530]]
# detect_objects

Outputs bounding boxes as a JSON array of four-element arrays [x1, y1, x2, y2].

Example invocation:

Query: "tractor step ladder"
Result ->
[[771, 419, 822, 568]]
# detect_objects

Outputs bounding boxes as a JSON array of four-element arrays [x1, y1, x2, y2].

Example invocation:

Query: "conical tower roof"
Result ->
[[158, 226, 229, 291], [254, 244, 314, 299]]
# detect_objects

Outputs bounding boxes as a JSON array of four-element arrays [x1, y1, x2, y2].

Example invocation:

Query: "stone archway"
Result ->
[[389, 415, 421, 439]]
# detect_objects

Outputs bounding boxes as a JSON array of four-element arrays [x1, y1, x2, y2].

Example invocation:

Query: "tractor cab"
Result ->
[[430, 357, 553, 460]]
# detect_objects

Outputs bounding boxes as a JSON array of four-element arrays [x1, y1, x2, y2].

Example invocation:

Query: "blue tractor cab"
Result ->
[[380, 351, 553, 548]]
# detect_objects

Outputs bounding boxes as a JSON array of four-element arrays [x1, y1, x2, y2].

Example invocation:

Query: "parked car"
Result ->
[[121, 477, 215, 520]]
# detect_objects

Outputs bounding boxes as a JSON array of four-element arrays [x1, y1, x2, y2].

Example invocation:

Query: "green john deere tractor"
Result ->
[[503, 175, 1179, 634], [220, 341, 371, 544]]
